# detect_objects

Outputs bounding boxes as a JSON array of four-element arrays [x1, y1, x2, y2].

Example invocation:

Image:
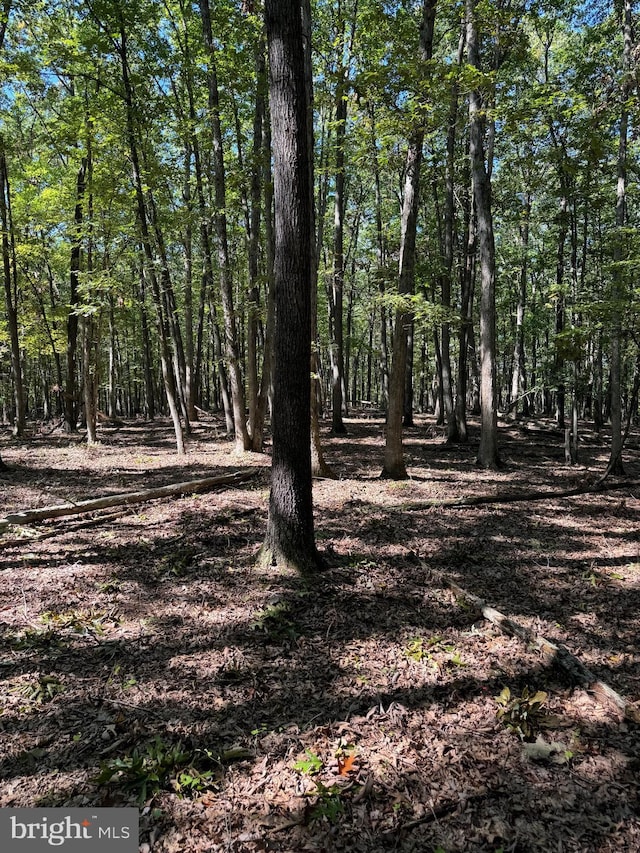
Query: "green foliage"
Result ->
[[403, 635, 466, 669], [495, 686, 548, 741], [306, 780, 345, 823], [294, 749, 323, 776], [96, 737, 233, 804], [250, 601, 299, 641], [13, 675, 64, 704], [10, 627, 63, 651], [39, 607, 121, 636]]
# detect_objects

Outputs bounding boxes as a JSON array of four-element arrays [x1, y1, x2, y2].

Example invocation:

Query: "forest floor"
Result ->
[[0, 412, 639, 853]]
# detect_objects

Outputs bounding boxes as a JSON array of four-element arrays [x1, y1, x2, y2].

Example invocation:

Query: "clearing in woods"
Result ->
[[0, 413, 639, 852]]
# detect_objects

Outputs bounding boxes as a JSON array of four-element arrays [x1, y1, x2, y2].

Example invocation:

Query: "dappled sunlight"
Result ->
[[1, 417, 640, 850]]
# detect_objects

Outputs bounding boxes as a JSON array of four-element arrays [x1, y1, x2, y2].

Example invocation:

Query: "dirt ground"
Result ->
[[1, 413, 639, 852]]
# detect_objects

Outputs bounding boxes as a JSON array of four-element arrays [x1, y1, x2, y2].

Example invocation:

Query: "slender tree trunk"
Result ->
[[118, 17, 184, 454], [182, 142, 196, 422], [331, 77, 348, 434], [382, 0, 436, 479], [608, 0, 632, 475], [63, 158, 86, 433], [253, 113, 276, 451], [0, 144, 25, 437], [441, 26, 465, 442], [467, 0, 500, 468], [368, 103, 389, 408], [456, 166, 474, 440], [82, 121, 98, 445], [199, 0, 250, 452], [262, 0, 322, 572], [302, 0, 334, 478], [511, 193, 531, 418], [247, 40, 266, 448]]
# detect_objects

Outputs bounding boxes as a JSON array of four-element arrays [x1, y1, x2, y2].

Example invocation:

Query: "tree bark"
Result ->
[[261, 0, 322, 572], [0, 470, 258, 529]]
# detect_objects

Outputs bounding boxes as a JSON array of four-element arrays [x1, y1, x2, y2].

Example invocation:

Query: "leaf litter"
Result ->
[[0, 414, 639, 851]]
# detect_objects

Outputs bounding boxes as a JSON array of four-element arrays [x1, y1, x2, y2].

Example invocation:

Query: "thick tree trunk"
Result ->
[[262, 0, 322, 572]]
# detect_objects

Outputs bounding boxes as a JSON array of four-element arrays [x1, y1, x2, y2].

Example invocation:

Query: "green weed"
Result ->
[[13, 675, 64, 704], [495, 686, 548, 741]]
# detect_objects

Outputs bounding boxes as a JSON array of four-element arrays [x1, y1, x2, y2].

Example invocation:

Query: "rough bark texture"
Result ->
[[262, 0, 322, 572]]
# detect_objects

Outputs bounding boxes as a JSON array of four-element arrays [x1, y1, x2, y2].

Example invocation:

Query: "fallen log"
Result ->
[[0, 469, 259, 530], [421, 561, 639, 724], [403, 478, 639, 511]]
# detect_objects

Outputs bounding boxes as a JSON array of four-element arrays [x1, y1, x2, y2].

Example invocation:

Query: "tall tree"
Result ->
[[261, 0, 322, 572], [382, 0, 436, 479], [0, 142, 25, 437], [608, 0, 633, 475], [199, 0, 250, 453], [467, 0, 500, 468]]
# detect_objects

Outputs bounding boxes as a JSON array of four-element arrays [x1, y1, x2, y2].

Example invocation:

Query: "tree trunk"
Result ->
[[441, 25, 465, 442], [0, 143, 26, 437], [252, 113, 276, 452], [382, 0, 436, 479], [262, 0, 322, 572], [511, 193, 531, 418], [247, 40, 266, 449], [63, 158, 86, 434], [331, 77, 348, 434], [467, 0, 500, 469], [199, 0, 250, 453], [117, 16, 184, 454], [608, 0, 632, 476]]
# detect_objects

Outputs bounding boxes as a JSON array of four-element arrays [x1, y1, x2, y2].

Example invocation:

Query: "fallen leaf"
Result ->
[[337, 754, 357, 776]]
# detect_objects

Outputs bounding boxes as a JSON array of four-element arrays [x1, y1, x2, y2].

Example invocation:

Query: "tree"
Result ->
[[467, 0, 500, 468], [608, 0, 633, 475], [381, 0, 436, 479], [261, 0, 322, 573]]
